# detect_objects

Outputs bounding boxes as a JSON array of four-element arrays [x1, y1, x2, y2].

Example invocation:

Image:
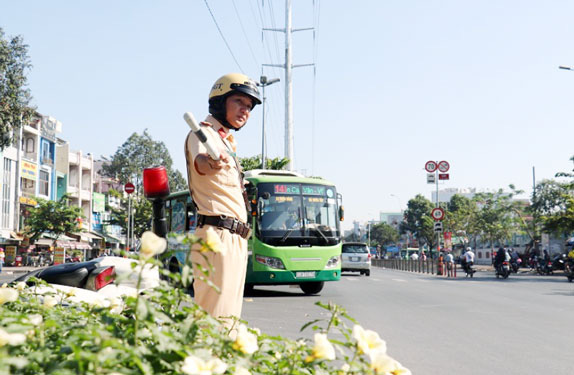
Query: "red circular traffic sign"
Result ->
[[438, 160, 450, 173], [425, 161, 438, 173], [124, 182, 135, 194], [431, 207, 445, 221]]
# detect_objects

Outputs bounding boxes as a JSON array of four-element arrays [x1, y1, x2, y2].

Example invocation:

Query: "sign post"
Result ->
[[423, 160, 451, 258], [125, 183, 135, 251]]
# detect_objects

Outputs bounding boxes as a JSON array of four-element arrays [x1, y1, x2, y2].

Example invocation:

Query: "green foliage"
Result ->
[[0, 27, 35, 149], [369, 222, 399, 247], [402, 195, 436, 249], [23, 195, 84, 243], [0, 234, 409, 375], [102, 130, 187, 193], [444, 194, 478, 246], [106, 196, 153, 238], [472, 189, 518, 246], [240, 155, 290, 171]]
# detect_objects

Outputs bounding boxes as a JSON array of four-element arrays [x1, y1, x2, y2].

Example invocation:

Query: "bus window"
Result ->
[[171, 199, 187, 234]]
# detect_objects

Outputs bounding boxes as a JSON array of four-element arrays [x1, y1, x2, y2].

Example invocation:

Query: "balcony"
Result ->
[[41, 157, 54, 167], [67, 186, 79, 198], [69, 152, 79, 165], [23, 152, 37, 162], [81, 156, 92, 170]]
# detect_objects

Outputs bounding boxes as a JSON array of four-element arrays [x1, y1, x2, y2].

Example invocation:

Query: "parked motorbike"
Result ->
[[13, 256, 160, 304], [495, 261, 510, 279]]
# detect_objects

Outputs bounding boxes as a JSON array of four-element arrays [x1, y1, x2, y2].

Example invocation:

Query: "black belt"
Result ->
[[197, 214, 251, 239]]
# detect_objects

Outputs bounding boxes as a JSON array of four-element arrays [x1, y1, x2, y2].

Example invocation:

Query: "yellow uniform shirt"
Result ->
[[184, 115, 247, 223]]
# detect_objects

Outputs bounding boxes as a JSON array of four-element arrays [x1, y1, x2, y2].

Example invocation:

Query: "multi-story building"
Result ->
[[92, 159, 125, 249]]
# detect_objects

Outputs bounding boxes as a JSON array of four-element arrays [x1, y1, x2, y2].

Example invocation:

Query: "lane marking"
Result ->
[[392, 279, 407, 282]]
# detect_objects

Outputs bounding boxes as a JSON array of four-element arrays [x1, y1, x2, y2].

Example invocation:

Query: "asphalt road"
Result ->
[[242, 267, 574, 375]]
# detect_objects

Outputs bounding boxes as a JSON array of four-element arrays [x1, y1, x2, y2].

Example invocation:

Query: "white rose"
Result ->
[[0, 288, 18, 305], [140, 231, 167, 260]]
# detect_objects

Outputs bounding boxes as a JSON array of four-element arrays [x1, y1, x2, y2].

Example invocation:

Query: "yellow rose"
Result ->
[[0, 288, 18, 305], [369, 350, 411, 375], [352, 324, 387, 355], [305, 333, 336, 362], [200, 226, 223, 253], [140, 231, 167, 260], [232, 324, 258, 355]]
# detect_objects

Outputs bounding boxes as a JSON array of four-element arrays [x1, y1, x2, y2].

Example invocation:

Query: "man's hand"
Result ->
[[195, 152, 230, 175]]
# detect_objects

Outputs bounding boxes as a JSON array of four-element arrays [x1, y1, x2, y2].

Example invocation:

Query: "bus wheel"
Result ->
[[300, 282, 324, 295]]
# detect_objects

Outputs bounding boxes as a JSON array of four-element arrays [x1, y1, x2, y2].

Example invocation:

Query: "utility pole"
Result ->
[[263, 0, 314, 171], [258, 76, 280, 169]]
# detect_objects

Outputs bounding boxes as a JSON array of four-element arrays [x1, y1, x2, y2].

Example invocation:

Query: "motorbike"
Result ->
[[12, 256, 160, 304], [536, 258, 553, 276], [510, 258, 521, 273], [551, 253, 567, 272], [461, 260, 476, 278], [495, 261, 510, 279]]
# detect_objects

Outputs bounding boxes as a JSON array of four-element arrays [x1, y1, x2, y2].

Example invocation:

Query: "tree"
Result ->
[[106, 196, 152, 239], [402, 195, 436, 249], [240, 155, 290, 171], [369, 222, 399, 247], [0, 28, 35, 149], [23, 196, 84, 244], [532, 156, 574, 235], [444, 194, 479, 248], [102, 130, 187, 194], [473, 189, 518, 250]]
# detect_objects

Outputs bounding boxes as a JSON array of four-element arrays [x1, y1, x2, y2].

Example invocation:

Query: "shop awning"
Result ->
[[10, 231, 23, 241], [55, 240, 91, 250], [34, 238, 54, 246], [104, 234, 122, 244]]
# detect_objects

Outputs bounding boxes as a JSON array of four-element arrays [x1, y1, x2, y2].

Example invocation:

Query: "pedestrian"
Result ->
[[445, 251, 454, 277], [0, 248, 4, 273], [184, 73, 261, 329]]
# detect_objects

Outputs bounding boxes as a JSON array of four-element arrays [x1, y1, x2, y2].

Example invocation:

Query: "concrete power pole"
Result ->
[[263, 0, 314, 171]]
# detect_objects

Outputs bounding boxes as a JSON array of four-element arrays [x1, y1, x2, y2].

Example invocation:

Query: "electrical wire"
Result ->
[[232, 0, 260, 70], [203, 0, 244, 73]]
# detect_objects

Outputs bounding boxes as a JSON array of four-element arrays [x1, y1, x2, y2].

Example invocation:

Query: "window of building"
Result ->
[[41, 139, 52, 162], [39, 170, 49, 196], [2, 158, 12, 228]]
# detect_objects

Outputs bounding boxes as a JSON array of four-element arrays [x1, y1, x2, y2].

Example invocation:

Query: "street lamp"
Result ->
[[257, 76, 280, 170]]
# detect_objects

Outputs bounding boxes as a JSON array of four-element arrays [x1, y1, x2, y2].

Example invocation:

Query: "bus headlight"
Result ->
[[325, 255, 340, 269], [255, 255, 286, 270]]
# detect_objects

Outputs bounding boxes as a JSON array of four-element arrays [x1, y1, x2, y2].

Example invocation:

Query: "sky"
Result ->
[[2, 1, 574, 231]]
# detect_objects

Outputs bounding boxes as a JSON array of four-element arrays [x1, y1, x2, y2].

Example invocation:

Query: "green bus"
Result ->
[[163, 169, 344, 295]]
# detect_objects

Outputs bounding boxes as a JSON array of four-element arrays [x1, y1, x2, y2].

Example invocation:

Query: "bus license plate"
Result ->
[[352, 257, 361, 262], [296, 271, 316, 278]]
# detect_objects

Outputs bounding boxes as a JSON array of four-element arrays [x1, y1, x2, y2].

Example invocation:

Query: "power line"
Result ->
[[203, 0, 244, 72], [231, 0, 259, 69]]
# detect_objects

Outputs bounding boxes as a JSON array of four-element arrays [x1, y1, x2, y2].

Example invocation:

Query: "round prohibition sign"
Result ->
[[125, 182, 135, 194], [425, 160, 438, 173], [438, 160, 450, 173], [431, 207, 445, 221]]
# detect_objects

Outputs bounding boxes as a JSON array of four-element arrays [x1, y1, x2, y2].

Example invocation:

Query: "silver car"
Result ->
[[341, 242, 371, 276]]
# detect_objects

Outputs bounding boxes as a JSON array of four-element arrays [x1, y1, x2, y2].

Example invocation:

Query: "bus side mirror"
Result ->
[[339, 206, 344, 221]]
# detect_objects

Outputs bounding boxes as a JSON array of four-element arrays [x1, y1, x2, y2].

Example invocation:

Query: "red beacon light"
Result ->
[[143, 166, 170, 199]]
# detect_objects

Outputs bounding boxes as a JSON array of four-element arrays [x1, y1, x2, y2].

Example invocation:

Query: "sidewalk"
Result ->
[[1, 266, 41, 275]]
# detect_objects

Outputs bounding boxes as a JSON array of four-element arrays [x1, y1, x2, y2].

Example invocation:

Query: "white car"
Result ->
[[341, 242, 371, 276]]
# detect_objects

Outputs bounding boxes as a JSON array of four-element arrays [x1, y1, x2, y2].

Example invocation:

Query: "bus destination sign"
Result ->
[[302, 185, 326, 196], [274, 184, 301, 194]]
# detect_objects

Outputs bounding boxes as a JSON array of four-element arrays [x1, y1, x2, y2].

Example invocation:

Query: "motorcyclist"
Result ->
[[462, 247, 475, 276], [494, 247, 510, 271]]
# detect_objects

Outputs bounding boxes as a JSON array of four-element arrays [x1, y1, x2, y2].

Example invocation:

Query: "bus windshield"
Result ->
[[256, 182, 340, 246]]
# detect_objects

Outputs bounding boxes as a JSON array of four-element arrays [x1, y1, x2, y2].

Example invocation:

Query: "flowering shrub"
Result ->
[[0, 231, 410, 375]]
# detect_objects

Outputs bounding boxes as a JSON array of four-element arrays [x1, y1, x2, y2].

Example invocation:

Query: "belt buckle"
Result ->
[[229, 217, 239, 234]]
